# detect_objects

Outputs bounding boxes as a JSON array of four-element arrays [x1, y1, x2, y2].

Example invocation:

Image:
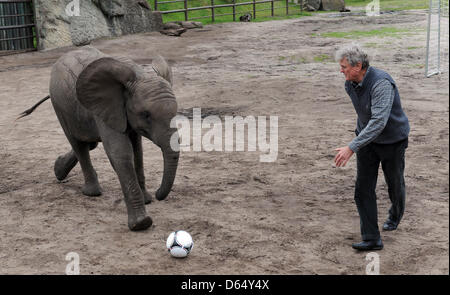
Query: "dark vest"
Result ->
[[345, 67, 410, 144]]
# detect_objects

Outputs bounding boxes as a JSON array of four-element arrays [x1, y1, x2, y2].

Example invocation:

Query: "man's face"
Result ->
[[339, 58, 362, 82]]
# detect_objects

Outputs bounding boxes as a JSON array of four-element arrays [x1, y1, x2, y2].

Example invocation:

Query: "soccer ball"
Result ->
[[166, 230, 194, 258]]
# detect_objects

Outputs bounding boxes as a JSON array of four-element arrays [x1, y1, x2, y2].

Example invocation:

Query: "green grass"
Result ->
[[312, 27, 416, 39], [364, 42, 378, 48], [278, 54, 333, 64], [148, 0, 310, 24], [148, 0, 433, 25], [278, 55, 308, 63], [409, 63, 425, 69], [313, 53, 332, 62], [344, 0, 429, 11]]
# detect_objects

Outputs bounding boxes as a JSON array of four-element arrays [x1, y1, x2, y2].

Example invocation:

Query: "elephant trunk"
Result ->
[[155, 147, 179, 201]]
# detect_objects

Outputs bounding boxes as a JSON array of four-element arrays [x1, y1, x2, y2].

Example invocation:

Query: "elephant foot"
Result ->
[[54, 153, 78, 181], [143, 189, 153, 204], [82, 182, 102, 197], [128, 215, 153, 231]]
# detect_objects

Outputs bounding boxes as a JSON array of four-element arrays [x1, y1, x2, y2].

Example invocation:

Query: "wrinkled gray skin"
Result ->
[[49, 46, 179, 231]]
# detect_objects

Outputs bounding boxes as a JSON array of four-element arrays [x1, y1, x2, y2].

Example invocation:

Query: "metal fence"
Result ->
[[0, 0, 38, 55], [154, 0, 303, 22], [425, 0, 449, 77]]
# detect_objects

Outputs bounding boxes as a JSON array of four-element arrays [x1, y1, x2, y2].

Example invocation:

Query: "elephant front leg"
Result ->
[[100, 128, 152, 231], [121, 176, 153, 231], [130, 132, 152, 204]]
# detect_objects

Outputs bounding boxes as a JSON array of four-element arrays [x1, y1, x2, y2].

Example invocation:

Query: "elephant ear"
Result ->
[[76, 57, 137, 133], [152, 55, 173, 86]]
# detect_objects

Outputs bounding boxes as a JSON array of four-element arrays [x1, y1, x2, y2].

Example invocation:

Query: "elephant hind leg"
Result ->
[[54, 143, 98, 181], [54, 150, 78, 181]]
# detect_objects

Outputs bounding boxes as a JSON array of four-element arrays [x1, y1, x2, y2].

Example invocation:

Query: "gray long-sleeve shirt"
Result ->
[[348, 79, 395, 152]]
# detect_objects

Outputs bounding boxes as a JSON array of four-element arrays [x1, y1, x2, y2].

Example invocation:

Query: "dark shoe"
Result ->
[[383, 219, 398, 231], [352, 239, 383, 251]]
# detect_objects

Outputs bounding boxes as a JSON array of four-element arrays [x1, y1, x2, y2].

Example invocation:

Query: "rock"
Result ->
[[160, 28, 187, 37], [192, 22, 203, 28], [94, 0, 125, 17], [207, 55, 220, 60], [137, 0, 151, 10], [302, 0, 347, 11], [163, 22, 183, 30], [74, 37, 91, 47], [304, 4, 316, 11], [303, 0, 322, 11], [33, 0, 163, 50], [176, 21, 204, 29], [160, 21, 202, 36], [322, 0, 346, 11], [179, 21, 197, 29]]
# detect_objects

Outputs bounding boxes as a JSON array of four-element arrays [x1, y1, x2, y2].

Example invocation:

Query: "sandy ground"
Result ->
[[0, 10, 448, 275]]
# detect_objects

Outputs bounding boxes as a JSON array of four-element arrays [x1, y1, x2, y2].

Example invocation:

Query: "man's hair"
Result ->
[[335, 43, 370, 69]]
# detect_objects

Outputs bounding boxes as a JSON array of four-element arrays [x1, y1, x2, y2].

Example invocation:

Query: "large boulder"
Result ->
[[92, 0, 125, 17], [159, 21, 203, 37], [321, 0, 346, 11], [34, 0, 163, 50], [302, 0, 322, 11], [302, 0, 347, 11]]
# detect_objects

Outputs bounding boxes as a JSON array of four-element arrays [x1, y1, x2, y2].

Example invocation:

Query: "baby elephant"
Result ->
[[19, 46, 180, 231]]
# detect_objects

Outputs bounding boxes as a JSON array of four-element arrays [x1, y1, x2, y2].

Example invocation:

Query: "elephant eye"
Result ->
[[141, 111, 151, 120]]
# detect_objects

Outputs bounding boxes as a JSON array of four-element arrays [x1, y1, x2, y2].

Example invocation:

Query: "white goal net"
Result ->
[[426, 0, 449, 77]]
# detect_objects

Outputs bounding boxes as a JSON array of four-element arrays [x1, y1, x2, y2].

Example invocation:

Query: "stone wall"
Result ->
[[34, 0, 163, 50]]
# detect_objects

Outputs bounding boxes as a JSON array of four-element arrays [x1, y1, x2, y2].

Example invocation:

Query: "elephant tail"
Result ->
[[16, 95, 50, 120]]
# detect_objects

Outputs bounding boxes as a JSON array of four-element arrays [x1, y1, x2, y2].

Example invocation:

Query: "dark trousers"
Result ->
[[354, 138, 408, 241]]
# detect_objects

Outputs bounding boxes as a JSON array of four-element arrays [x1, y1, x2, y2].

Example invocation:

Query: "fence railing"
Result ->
[[154, 0, 304, 22], [0, 0, 38, 55]]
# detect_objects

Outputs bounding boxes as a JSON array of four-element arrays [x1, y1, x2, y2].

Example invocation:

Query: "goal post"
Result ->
[[426, 0, 449, 77]]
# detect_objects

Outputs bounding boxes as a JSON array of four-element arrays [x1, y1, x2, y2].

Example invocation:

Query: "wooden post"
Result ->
[[233, 0, 236, 21], [155, 0, 158, 11], [184, 0, 188, 21], [286, 0, 289, 16], [253, 0, 256, 19], [211, 0, 215, 22], [300, 0, 303, 14], [271, 0, 274, 16]]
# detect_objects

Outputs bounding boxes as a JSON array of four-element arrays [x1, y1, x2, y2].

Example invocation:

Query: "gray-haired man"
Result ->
[[334, 44, 410, 251]]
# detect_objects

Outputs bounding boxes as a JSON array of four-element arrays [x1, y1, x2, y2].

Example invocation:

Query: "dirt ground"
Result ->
[[0, 10, 448, 275]]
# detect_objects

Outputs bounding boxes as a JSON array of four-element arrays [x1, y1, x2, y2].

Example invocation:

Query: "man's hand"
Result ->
[[334, 146, 354, 167]]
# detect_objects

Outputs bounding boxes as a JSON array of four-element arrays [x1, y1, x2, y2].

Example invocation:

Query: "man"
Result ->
[[334, 44, 410, 251]]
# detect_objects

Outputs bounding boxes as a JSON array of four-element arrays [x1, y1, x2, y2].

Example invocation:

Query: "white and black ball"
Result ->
[[166, 230, 194, 258]]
